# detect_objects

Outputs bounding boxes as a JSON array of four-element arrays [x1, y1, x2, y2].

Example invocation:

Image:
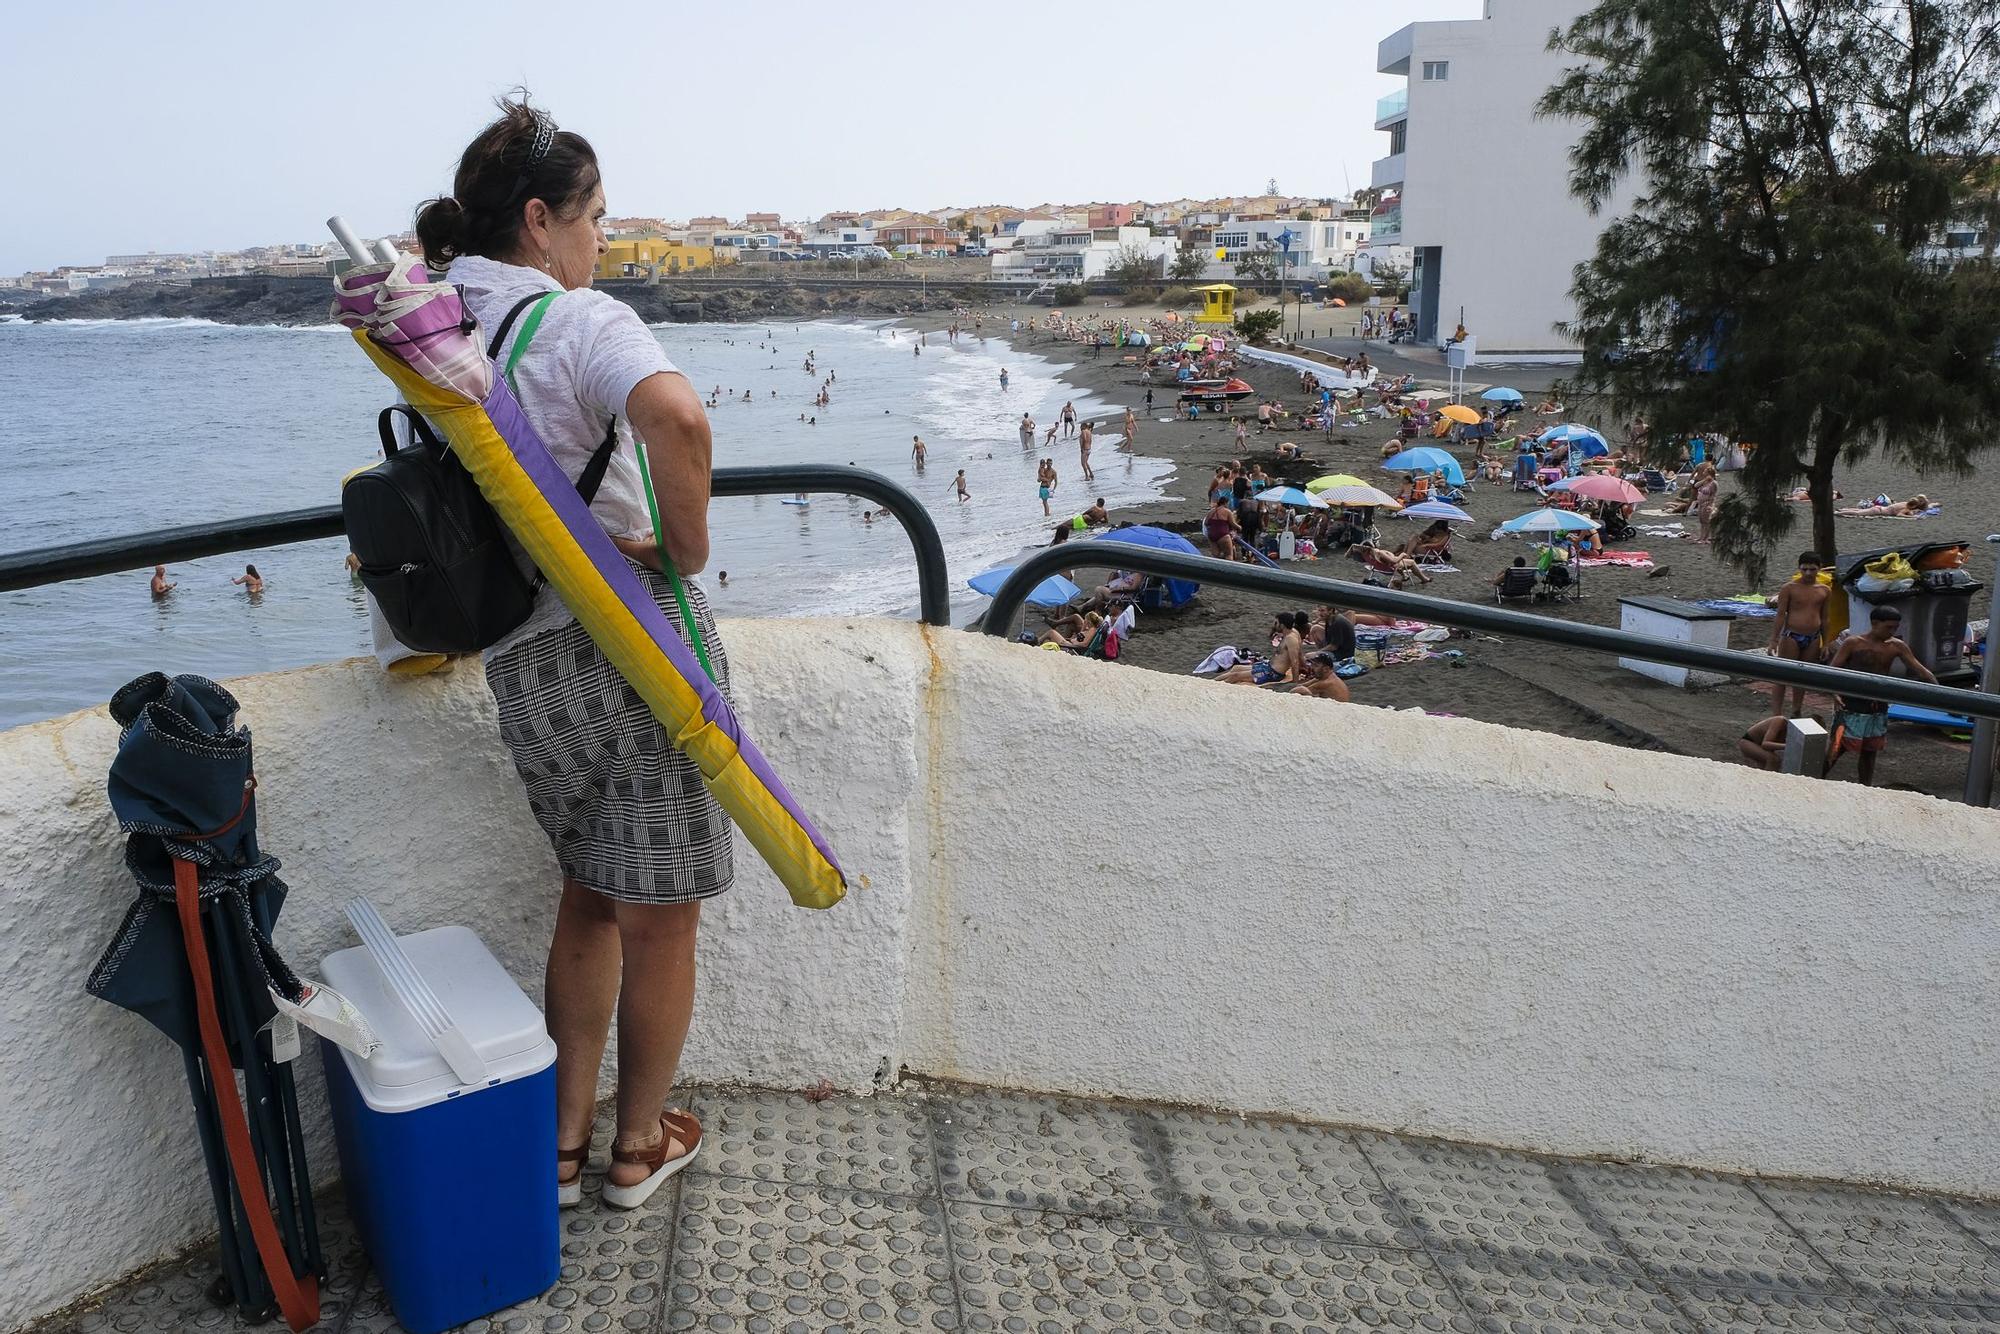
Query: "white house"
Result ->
[[1373, 0, 1634, 359], [990, 225, 1179, 281]]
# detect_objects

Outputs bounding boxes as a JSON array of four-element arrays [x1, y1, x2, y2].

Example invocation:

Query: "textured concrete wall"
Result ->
[[3, 620, 1996, 1327]]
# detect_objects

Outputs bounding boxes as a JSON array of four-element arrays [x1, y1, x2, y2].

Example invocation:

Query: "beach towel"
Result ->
[[1193, 646, 1240, 675], [1579, 552, 1656, 569], [1694, 598, 1777, 618], [1843, 506, 1943, 519]]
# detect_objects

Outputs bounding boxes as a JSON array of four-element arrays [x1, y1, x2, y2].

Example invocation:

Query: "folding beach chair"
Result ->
[[1511, 454, 1539, 491], [1493, 566, 1541, 603]]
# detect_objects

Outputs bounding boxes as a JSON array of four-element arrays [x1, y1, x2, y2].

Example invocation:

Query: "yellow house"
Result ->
[[596, 237, 725, 279], [1193, 283, 1237, 325]]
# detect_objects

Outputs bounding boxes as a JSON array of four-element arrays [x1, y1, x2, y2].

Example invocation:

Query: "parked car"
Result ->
[[962, 245, 990, 258]]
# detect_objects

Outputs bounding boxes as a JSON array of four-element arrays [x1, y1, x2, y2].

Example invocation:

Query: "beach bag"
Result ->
[[342, 294, 616, 654]]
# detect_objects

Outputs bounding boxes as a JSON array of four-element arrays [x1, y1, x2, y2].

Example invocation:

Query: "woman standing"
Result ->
[[415, 97, 723, 1210]]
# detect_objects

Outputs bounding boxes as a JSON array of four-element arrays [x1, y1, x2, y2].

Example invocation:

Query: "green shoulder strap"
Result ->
[[506, 291, 714, 681]]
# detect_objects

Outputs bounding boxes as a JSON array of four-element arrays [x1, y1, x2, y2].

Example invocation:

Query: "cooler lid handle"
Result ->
[[344, 897, 490, 1087]]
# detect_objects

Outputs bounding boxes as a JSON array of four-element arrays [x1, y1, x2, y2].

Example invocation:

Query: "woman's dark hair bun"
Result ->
[[415, 92, 599, 272]]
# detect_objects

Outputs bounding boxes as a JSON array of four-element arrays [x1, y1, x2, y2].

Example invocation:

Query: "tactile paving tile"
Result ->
[[664, 1173, 956, 1332], [1428, 1249, 1698, 1333], [1202, 1232, 1474, 1332], [1360, 1134, 1630, 1270], [1943, 1200, 2000, 1254], [932, 1088, 1178, 1221], [1149, 1109, 1417, 1248], [1670, 1284, 1900, 1331], [1884, 1298, 2000, 1332], [946, 1201, 1228, 1332], [1561, 1162, 1845, 1294], [686, 1085, 937, 1196], [68, 1194, 374, 1334], [1757, 1183, 2000, 1305]]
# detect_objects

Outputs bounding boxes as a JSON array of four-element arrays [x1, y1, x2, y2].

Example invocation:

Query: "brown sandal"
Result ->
[[557, 1141, 590, 1209], [601, 1110, 701, 1211]]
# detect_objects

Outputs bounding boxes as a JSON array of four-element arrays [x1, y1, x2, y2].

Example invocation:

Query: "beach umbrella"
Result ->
[[1096, 525, 1201, 607], [1440, 404, 1482, 425], [1331, 297, 1347, 307], [1537, 423, 1608, 449], [967, 566, 1082, 608], [1380, 447, 1466, 486], [1481, 387, 1524, 403], [1398, 499, 1474, 522], [1305, 473, 1372, 493], [1254, 486, 1330, 509], [1549, 474, 1644, 504], [1500, 507, 1601, 534], [1315, 484, 1403, 509], [87, 674, 322, 1329]]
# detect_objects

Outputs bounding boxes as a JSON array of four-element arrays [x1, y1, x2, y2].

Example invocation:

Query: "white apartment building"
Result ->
[[990, 225, 1179, 281], [1213, 212, 1376, 274], [1373, 0, 1632, 359]]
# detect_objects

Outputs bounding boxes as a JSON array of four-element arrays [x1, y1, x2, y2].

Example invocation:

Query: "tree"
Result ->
[[1169, 248, 1211, 283], [1541, 0, 2000, 580], [1234, 247, 1279, 291], [1105, 243, 1164, 290], [1369, 258, 1408, 294], [1236, 308, 1284, 344]]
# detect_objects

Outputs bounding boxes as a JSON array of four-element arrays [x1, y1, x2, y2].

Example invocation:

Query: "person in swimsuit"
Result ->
[[1018, 413, 1035, 449], [1219, 612, 1307, 686], [1737, 715, 1791, 770], [231, 564, 264, 595], [150, 565, 176, 600], [1036, 459, 1057, 516], [955, 469, 971, 502], [1081, 497, 1108, 526], [1079, 421, 1095, 482], [1768, 551, 1832, 716], [1291, 653, 1352, 701], [911, 434, 927, 468], [1825, 605, 1937, 785], [1205, 496, 1238, 558]]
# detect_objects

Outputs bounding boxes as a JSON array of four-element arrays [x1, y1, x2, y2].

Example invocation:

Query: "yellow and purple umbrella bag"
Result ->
[[334, 259, 845, 910]]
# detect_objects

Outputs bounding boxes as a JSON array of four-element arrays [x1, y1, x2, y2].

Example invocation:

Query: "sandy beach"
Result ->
[[901, 299, 1991, 801]]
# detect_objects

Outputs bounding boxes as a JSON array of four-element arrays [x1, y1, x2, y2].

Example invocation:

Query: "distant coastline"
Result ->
[[0, 274, 978, 327]]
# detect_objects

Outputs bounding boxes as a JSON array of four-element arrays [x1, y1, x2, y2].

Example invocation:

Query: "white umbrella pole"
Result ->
[[326, 216, 373, 267]]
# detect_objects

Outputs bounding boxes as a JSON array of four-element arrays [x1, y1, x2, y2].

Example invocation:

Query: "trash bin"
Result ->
[[1836, 542, 1979, 677], [320, 913, 559, 1334]]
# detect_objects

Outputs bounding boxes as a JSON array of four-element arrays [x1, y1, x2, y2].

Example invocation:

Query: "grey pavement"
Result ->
[[50, 1079, 2000, 1333]]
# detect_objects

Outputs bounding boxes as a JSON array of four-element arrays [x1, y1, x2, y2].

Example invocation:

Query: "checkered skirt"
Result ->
[[486, 570, 733, 903]]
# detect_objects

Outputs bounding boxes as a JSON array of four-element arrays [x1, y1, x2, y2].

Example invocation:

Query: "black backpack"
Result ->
[[342, 293, 618, 654]]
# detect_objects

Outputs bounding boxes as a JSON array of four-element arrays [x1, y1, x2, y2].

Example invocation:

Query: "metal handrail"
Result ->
[[0, 464, 953, 628], [977, 542, 2000, 725]]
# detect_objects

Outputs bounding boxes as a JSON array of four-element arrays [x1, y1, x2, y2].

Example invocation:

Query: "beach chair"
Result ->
[[1540, 561, 1580, 602], [1511, 454, 1539, 491], [1639, 468, 1670, 492], [1493, 566, 1541, 602]]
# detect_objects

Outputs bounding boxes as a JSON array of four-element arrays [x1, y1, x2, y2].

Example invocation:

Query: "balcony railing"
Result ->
[[1375, 89, 1408, 127]]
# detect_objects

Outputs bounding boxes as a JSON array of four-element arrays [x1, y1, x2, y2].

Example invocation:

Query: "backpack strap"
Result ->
[[377, 404, 444, 456], [488, 290, 620, 505]]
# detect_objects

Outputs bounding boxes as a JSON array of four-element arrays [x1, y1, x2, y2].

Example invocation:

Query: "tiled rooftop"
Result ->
[[54, 1080, 2000, 1333]]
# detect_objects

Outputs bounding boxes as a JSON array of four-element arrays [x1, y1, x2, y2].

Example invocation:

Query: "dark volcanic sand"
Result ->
[[905, 303, 1990, 802]]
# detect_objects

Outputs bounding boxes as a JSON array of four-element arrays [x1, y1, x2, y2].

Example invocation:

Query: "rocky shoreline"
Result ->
[[2, 277, 978, 326]]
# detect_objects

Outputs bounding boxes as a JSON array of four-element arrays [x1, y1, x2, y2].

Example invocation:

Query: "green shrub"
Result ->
[[1123, 284, 1162, 306], [1159, 286, 1193, 307], [1236, 309, 1284, 344], [1049, 282, 1086, 305], [1322, 271, 1376, 303]]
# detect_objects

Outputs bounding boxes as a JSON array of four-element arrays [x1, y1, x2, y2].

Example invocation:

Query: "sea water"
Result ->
[[0, 316, 1170, 729]]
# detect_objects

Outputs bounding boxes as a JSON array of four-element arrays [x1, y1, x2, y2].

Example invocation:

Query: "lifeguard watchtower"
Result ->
[[1193, 283, 1237, 326]]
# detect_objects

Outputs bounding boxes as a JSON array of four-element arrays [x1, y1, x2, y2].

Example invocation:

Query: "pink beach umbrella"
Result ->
[[1549, 474, 1645, 505]]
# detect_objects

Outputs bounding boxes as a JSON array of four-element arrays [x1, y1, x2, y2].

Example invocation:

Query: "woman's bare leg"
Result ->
[[608, 899, 703, 1184], [547, 879, 621, 1175]]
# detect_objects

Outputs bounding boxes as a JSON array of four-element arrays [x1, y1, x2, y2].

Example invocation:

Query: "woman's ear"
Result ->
[[521, 197, 549, 247]]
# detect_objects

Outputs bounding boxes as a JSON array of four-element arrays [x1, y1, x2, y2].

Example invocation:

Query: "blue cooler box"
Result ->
[[320, 924, 559, 1334]]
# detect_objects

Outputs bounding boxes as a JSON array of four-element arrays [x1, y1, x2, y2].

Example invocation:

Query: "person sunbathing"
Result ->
[[1080, 570, 1146, 611], [1348, 543, 1432, 587], [1038, 612, 1103, 650], [1291, 653, 1352, 702], [1219, 612, 1307, 686], [1785, 486, 1843, 502], [1839, 494, 1932, 516], [1400, 520, 1453, 563], [1534, 399, 1564, 414]]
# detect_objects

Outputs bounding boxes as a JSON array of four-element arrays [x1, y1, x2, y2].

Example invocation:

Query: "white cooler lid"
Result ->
[[321, 925, 555, 1113]]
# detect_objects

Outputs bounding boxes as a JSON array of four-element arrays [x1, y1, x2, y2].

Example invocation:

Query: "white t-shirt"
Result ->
[[445, 255, 683, 658]]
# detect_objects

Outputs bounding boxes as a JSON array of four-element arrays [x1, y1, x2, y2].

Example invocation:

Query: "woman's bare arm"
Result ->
[[622, 371, 713, 574]]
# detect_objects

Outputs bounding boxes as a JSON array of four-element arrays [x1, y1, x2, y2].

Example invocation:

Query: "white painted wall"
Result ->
[[1379, 0, 1636, 354], [3, 620, 1997, 1327]]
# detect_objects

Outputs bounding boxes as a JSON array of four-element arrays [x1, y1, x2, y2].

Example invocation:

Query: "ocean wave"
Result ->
[[0, 316, 345, 333]]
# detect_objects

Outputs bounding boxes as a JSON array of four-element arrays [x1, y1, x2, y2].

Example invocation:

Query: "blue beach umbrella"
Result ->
[[1253, 486, 1330, 509], [1481, 387, 1524, 403], [1381, 447, 1466, 486], [1097, 525, 1201, 607], [1499, 507, 1601, 534], [968, 566, 1083, 608], [1537, 423, 1609, 451], [1398, 499, 1474, 522]]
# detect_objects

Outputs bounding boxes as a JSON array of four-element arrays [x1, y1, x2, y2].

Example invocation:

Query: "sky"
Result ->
[[9, 0, 1482, 275]]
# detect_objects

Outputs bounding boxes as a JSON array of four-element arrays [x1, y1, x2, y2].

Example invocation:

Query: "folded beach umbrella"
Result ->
[[87, 673, 321, 1331], [1439, 404, 1482, 425], [967, 565, 1082, 607], [1097, 525, 1201, 607], [1398, 500, 1474, 522], [1481, 387, 1524, 403], [1380, 447, 1466, 486], [1500, 507, 1601, 534], [333, 252, 844, 911], [1254, 486, 1330, 509], [1549, 474, 1645, 504]]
